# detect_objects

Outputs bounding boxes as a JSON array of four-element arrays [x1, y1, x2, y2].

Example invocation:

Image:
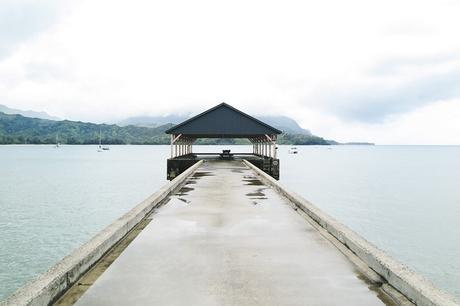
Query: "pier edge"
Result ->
[[1, 160, 203, 306], [243, 159, 459, 306]]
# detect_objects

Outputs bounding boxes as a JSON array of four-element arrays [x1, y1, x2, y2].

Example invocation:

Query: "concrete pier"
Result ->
[[72, 161, 392, 306]]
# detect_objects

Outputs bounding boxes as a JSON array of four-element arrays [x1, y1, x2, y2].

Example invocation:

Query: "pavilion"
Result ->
[[165, 103, 282, 180]]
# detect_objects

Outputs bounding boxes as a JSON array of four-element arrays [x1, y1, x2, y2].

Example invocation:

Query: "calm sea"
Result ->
[[0, 145, 459, 300]]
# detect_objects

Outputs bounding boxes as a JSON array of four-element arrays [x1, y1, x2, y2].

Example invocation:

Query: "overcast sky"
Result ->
[[1, 0, 459, 144]]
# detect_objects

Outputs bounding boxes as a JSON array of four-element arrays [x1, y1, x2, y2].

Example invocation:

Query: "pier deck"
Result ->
[[74, 161, 391, 305]]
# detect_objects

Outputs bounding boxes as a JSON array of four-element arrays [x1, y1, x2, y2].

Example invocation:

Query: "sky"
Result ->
[[1, 0, 459, 144]]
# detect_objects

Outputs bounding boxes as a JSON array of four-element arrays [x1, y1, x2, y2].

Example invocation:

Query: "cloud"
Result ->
[[24, 62, 74, 83], [370, 53, 460, 76], [0, 0, 460, 143], [315, 99, 460, 145], [309, 54, 460, 123], [0, 0, 64, 58]]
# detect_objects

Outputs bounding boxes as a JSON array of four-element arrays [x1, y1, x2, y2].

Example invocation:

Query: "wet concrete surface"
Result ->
[[76, 161, 390, 306]]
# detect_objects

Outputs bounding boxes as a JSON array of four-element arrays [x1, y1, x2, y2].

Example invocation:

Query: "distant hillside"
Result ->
[[0, 104, 60, 121], [118, 114, 311, 135], [0, 112, 330, 145], [0, 105, 372, 145], [0, 112, 172, 144], [117, 114, 191, 128], [256, 116, 311, 135]]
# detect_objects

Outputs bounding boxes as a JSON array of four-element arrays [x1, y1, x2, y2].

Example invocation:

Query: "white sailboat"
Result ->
[[55, 134, 60, 148], [98, 129, 110, 151]]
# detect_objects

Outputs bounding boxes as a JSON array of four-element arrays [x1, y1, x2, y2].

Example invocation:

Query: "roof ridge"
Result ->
[[165, 103, 282, 135]]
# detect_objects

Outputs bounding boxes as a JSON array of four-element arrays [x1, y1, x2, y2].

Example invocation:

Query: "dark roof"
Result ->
[[165, 103, 282, 138]]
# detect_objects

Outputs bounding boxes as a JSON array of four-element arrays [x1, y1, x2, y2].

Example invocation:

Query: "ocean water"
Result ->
[[279, 145, 460, 299], [0, 145, 169, 300], [0, 145, 459, 301]]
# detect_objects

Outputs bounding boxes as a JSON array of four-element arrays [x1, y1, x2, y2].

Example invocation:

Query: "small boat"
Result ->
[[55, 134, 60, 148], [97, 129, 109, 151], [288, 147, 298, 154]]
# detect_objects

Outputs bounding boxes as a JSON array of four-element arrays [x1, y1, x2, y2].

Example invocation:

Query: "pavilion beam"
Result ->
[[260, 139, 263, 157], [260, 138, 263, 156], [258, 138, 262, 156], [265, 138, 268, 157], [172, 134, 184, 158], [261, 138, 264, 157], [170, 135, 174, 158], [265, 134, 277, 159]]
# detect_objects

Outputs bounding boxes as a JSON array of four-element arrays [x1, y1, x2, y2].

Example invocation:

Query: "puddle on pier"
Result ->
[[178, 198, 191, 204], [246, 189, 266, 197], [192, 171, 213, 178], [246, 188, 269, 206], [243, 179, 264, 186], [176, 186, 194, 196], [356, 273, 397, 306], [242, 174, 264, 186]]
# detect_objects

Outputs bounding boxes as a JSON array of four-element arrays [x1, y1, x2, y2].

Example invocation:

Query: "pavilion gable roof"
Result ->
[[165, 103, 282, 138]]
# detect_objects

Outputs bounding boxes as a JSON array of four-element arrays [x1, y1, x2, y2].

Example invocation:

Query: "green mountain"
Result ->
[[0, 112, 330, 145], [0, 112, 172, 145], [117, 114, 191, 128], [118, 115, 312, 135]]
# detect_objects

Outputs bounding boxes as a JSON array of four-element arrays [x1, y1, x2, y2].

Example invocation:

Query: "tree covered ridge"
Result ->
[[0, 112, 330, 145]]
